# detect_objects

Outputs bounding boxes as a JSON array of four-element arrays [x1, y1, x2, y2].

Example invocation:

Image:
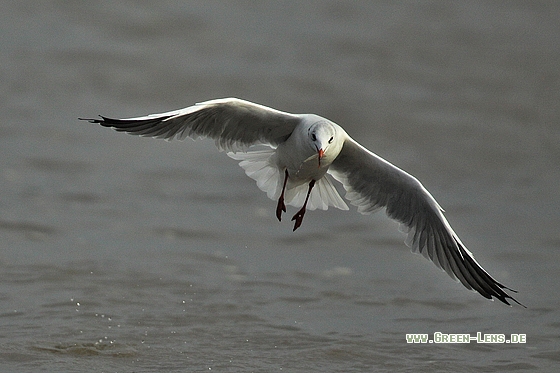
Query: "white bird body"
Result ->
[[81, 97, 523, 307], [276, 118, 330, 182], [232, 114, 349, 212]]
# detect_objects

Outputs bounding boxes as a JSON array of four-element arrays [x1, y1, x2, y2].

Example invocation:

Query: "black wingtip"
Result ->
[[78, 116, 103, 124], [493, 283, 526, 308], [79, 115, 136, 128], [503, 291, 527, 308]]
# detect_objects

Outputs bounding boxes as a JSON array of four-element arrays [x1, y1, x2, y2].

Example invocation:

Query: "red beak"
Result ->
[[318, 148, 325, 168]]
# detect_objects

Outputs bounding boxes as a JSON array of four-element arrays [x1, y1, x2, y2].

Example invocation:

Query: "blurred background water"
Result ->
[[1, 1, 559, 372]]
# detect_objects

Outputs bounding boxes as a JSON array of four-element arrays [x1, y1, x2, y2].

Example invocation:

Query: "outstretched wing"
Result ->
[[81, 98, 302, 151], [329, 137, 523, 306]]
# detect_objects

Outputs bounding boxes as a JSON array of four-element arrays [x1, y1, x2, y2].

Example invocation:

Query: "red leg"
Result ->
[[291, 179, 316, 231], [276, 169, 289, 221]]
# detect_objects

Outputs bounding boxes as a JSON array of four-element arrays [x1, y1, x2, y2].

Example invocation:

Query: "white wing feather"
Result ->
[[85, 98, 301, 152], [330, 137, 521, 306]]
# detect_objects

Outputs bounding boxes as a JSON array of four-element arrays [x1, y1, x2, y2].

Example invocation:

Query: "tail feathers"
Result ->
[[309, 175, 348, 211], [228, 149, 281, 200], [228, 149, 348, 211]]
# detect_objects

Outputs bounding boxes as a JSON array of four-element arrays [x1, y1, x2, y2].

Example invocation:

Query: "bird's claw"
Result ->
[[276, 198, 286, 221], [291, 208, 306, 231]]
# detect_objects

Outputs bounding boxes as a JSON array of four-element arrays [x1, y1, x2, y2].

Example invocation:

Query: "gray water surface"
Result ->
[[1, 1, 559, 372]]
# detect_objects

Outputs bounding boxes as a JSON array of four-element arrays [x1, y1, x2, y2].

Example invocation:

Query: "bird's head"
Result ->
[[307, 121, 343, 168]]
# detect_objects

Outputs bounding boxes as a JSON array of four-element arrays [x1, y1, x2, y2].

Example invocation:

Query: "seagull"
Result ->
[[81, 97, 523, 307]]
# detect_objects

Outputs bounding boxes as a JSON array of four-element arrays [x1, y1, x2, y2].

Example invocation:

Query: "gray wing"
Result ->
[[81, 98, 302, 151], [330, 137, 523, 306]]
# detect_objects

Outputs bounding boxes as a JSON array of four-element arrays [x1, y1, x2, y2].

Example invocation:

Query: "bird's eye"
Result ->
[[311, 134, 317, 141], [328, 136, 333, 144]]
